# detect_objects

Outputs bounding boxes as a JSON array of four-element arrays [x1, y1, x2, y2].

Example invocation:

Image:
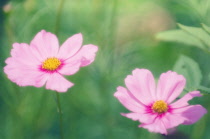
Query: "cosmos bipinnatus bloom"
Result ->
[[114, 68, 207, 134], [4, 30, 98, 92]]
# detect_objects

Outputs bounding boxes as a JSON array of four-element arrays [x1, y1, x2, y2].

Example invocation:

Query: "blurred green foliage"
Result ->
[[1, 0, 210, 139]]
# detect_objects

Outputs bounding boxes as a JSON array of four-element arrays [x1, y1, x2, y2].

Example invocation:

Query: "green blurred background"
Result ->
[[1, 0, 210, 138]]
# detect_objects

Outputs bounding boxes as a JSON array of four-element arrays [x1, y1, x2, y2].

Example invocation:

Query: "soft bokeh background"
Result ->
[[1, 0, 210, 138]]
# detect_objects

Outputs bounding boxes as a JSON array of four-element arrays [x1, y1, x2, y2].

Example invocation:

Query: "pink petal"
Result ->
[[121, 112, 157, 124], [4, 57, 49, 87], [139, 117, 167, 135], [124, 69, 156, 105], [172, 105, 207, 125], [161, 113, 185, 129], [58, 33, 83, 60], [58, 44, 98, 75], [75, 44, 98, 67], [11, 43, 40, 66], [170, 91, 202, 108], [4, 43, 48, 87], [46, 73, 74, 92], [156, 71, 186, 103], [30, 30, 59, 60], [114, 86, 146, 113], [58, 60, 81, 75], [139, 113, 186, 135]]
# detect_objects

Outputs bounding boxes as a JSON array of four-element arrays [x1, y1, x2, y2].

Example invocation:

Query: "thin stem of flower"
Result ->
[[54, 0, 65, 137], [55, 0, 65, 35], [55, 92, 64, 139], [198, 86, 210, 94]]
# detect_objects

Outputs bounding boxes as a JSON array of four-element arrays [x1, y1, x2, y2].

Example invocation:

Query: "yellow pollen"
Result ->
[[152, 100, 168, 114], [42, 57, 61, 71]]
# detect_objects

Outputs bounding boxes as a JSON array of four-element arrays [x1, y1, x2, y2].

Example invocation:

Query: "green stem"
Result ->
[[55, 0, 65, 35], [54, 0, 65, 138], [55, 92, 64, 139], [198, 86, 210, 94]]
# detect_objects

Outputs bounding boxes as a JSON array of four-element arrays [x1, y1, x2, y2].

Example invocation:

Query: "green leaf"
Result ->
[[173, 55, 202, 92], [178, 23, 210, 48], [156, 29, 205, 49]]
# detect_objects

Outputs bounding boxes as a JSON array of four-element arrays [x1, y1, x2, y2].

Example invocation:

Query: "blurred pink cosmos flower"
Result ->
[[4, 30, 98, 92], [114, 68, 207, 135]]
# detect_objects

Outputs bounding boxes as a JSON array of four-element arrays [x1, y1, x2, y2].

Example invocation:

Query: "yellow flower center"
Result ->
[[152, 100, 168, 114], [42, 57, 61, 71]]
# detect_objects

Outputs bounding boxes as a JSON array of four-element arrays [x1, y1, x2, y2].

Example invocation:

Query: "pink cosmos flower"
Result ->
[[114, 68, 207, 134], [4, 30, 98, 92]]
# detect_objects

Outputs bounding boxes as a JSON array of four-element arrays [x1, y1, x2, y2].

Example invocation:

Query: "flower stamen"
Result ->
[[152, 100, 168, 114], [42, 57, 61, 71]]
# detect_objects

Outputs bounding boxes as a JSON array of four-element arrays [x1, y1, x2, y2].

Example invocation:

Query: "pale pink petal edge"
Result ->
[[46, 73, 74, 92]]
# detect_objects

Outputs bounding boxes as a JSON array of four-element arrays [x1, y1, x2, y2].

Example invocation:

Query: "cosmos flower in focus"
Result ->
[[114, 68, 207, 134], [4, 30, 98, 92]]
